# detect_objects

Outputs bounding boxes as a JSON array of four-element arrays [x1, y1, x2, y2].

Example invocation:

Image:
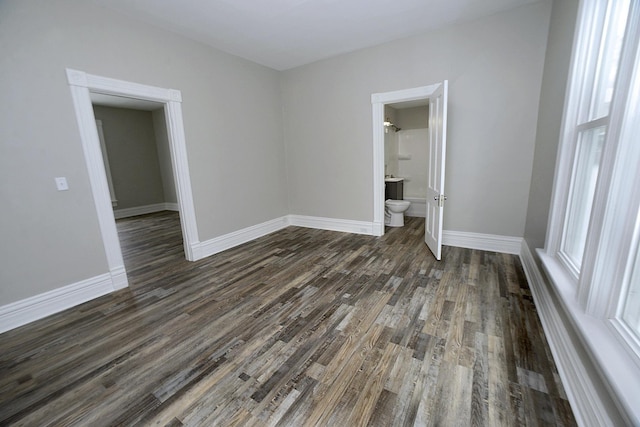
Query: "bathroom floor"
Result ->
[[0, 212, 576, 426]]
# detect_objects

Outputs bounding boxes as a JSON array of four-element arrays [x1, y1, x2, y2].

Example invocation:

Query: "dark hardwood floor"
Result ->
[[0, 211, 576, 426]]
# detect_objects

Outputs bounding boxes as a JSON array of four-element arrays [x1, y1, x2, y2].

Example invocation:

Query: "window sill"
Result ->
[[537, 250, 640, 425]]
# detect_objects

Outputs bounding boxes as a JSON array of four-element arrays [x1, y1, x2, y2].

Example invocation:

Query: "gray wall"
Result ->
[[0, 0, 287, 305], [524, 0, 579, 250], [281, 1, 552, 236], [152, 109, 178, 205], [93, 105, 166, 211], [396, 106, 428, 131]]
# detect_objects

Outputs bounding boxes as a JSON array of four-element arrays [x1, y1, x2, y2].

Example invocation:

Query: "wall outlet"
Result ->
[[55, 177, 69, 191]]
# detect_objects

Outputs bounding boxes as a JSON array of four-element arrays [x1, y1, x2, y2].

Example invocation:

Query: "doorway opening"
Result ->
[[371, 82, 448, 259], [66, 69, 200, 291], [91, 98, 177, 220], [91, 98, 184, 285], [383, 102, 430, 220]]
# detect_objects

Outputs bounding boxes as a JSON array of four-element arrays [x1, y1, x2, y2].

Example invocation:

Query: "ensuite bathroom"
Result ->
[[384, 103, 428, 226]]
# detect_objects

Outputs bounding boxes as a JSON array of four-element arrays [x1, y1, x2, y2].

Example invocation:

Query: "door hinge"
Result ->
[[434, 194, 447, 207]]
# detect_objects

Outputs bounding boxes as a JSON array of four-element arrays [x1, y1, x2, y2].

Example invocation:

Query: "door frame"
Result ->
[[371, 83, 441, 236], [66, 69, 200, 290]]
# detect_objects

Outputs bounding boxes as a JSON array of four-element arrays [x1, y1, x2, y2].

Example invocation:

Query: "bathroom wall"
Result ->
[[92, 105, 167, 211], [396, 106, 428, 130], [397, 129, 428, 199], [395, 106, 429, 199], [383, 105, 398, 177]]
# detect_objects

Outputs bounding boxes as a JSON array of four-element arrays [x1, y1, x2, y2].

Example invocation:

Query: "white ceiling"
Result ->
[[95, 0, 540, 71]]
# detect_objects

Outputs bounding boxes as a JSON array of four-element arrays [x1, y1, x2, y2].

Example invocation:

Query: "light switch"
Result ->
[[55, 177, 69, 191]]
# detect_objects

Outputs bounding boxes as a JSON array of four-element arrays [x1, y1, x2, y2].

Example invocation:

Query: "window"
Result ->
[[560, 124, 605, 270], [622, 239, 640, 340], [557, 0, 631, 275], [542, 0, 640, 421]]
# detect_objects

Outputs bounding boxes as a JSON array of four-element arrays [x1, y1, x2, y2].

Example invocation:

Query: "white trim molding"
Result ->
[[443, 230, 522, 254], [199, 217, 521, 258], [371, 100, 386, 237], [198, 217, 290, 259], [288, 215, 376, 235], [110, 265, 128, 291], [148, 214, 378, 261], [113, 203, 179, 219], [0, 273, 116, 334], [519, 242, 631, 426], [371, 84, 441, 238], [66, 68, 200, 279], [67, 80, 126, 286]]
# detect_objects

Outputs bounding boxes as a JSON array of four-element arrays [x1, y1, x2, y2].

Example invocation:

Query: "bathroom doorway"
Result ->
[[371, 82, 449, 259], [383, 102, 429, 218]]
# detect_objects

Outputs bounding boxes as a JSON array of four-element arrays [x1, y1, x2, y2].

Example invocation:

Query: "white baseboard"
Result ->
[[405, 197, 426, 218], [0, 272, 118, 334], [519, 242, 616, 427], [288, 214, 375, 235], [196, 216, 290, 259], [110, 265, 128, 290], [0, 217, 522, 334], [193, 214, 376, 260], [0, 214, 370, 332], [113, 202, 178, 219], [443, 230, 522, 254], [372, 221, 384, 237]]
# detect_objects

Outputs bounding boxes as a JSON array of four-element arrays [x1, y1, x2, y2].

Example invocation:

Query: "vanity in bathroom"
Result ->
[[385, 177, 404, 200]]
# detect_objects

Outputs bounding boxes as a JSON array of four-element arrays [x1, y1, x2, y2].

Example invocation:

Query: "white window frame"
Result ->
[[541, 0, 640, 423]]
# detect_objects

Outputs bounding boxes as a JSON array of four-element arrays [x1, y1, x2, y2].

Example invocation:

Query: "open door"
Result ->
[[425, 81, 448, 260]]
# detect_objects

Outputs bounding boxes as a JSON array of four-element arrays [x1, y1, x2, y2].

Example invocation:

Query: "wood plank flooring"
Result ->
[[0, 211, 577, 426]]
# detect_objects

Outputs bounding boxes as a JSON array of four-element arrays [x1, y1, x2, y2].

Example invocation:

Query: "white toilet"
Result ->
[[385, 199, 411, 227]]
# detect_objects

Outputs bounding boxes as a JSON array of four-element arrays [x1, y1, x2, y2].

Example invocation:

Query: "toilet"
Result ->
[[385, 199, 411, 227]]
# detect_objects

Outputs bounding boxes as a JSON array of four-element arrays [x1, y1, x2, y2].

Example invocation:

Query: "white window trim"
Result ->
[[578, 3, 640, 316], [601, 42, 640, 359], [541, 0, 640, 424]]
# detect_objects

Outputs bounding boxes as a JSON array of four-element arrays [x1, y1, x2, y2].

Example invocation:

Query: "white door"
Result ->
[[425, 81, 448, 260]]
